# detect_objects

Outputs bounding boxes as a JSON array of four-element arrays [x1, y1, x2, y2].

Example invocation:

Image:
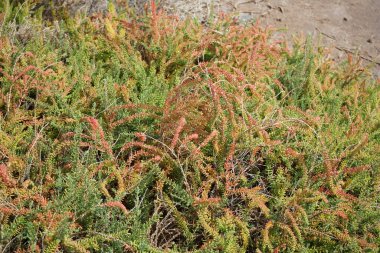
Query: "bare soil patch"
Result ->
[[161, 0, 380, 75]]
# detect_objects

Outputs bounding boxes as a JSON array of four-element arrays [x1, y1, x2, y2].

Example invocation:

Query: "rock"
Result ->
[[239, 12, 252, 23]]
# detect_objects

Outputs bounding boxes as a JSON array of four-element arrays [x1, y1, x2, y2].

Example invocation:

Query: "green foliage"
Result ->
[[0, 1, 379, 252]]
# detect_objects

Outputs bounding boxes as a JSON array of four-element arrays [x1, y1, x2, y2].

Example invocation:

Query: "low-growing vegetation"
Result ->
[[0, 1, 379, 252]]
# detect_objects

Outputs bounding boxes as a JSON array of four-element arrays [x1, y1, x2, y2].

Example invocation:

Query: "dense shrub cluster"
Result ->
[[0, 1, 379, 252]]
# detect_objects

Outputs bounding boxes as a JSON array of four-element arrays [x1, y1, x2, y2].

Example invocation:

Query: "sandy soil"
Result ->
[[161, 0, 380, 76]]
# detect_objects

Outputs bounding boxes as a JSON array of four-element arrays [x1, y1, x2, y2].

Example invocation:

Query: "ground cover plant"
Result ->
[[0, 1, 379, 252]]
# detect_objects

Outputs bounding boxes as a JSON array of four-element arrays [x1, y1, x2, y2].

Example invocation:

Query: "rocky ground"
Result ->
[[161, 0, 380, 76]]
